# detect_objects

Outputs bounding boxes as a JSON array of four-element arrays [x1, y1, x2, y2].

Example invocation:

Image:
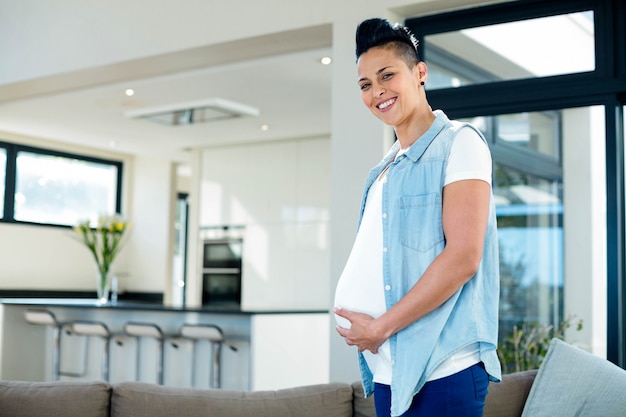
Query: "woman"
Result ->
[[333, 18, 501, 417]]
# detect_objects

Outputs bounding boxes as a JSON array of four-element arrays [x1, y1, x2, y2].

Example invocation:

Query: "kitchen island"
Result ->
[[0, 298, 330, 391]]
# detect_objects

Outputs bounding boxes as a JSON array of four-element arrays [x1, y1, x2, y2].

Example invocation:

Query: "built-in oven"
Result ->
[[201, 238, 242, 306]]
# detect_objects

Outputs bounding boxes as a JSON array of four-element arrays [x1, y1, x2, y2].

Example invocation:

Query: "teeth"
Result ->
[[378, 98, 395, 109]]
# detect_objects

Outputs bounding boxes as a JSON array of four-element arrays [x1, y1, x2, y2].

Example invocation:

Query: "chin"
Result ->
[[371, 111, 393, 124], [379, 116, 399, 126]]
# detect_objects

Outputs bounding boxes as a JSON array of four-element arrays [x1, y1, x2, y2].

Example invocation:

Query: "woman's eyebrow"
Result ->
[[358, 66, 393, 83]]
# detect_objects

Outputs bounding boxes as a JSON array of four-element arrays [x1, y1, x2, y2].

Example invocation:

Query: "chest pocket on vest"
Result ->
[[399, 193, 444, 252]]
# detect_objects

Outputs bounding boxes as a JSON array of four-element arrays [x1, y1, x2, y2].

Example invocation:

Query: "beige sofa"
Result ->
[[2, 339, 626, 417], [0, 371, 535, 417]]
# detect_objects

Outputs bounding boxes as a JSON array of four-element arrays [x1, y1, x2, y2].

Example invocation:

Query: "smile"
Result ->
[[377, 98, 396, 110]]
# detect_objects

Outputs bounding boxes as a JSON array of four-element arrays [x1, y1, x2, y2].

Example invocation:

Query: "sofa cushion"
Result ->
[[484, 369, 536, 417], [111, 381, 354, 417], [521, 338, 626, 417], [351, 381, 376, 417], [0, 380, 111, 417]]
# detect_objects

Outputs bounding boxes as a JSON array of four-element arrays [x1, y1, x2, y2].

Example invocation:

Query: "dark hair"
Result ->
[[355, 18, 419, 67]]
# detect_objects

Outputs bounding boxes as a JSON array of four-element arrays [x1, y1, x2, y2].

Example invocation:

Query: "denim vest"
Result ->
[[356, 110, 501, 417]]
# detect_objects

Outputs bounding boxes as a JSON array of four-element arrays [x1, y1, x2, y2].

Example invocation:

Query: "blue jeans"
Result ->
[[374, 363, 489, 417]]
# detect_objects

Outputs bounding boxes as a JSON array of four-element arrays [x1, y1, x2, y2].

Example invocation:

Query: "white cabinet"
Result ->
[[199, 137, 331, 311]]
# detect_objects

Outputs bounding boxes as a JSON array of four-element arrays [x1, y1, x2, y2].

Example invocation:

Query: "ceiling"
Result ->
[[0, 28, 334, 163]]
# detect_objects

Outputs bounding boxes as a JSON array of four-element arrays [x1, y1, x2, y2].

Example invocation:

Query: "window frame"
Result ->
[[406, 0, 626, 366], [0, 140, 123, 228], [408, 0, 623, 119]]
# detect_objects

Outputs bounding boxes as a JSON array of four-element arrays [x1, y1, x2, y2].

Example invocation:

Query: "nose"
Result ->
[[376, 86, 385, 97]]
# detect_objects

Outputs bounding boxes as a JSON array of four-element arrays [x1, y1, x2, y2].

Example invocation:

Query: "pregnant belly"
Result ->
[[334, 265, 386, 329]]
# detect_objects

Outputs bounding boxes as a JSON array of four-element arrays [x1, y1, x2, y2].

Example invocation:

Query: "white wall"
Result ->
[[563, 106, 607, 357], [0, 130, 174, 297], [0, 0, 488, 87], [121, 155, 175, 297]]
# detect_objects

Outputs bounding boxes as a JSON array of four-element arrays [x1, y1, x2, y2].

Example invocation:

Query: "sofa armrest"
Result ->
[[484, 369, 537, 417], [351, 381, 376, 417]]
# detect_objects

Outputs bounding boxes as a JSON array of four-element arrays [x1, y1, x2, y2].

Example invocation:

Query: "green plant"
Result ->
[[497, 316, 583, 374], [73, 214, 129, 277]]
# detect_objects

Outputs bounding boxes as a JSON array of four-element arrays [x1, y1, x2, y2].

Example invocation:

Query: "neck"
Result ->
[[395, 108, 436, 149]]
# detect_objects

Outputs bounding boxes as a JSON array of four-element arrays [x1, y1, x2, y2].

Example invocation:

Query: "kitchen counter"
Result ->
[[0, 297, 327, 315], [0, 298, 330, 391]]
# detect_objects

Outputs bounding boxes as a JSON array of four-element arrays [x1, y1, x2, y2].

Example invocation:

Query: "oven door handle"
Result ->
[[202, 268, 241, 274]]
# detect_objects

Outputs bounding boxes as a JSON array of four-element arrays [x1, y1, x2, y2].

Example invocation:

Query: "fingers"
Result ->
[[336, 325, 378, 353], [335, 325, 349, 337], [333, 306, 350, 319], [335, 325, 357, 347]]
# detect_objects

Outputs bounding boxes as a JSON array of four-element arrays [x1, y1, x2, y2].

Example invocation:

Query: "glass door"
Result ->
[[172, 193, 189, 307]]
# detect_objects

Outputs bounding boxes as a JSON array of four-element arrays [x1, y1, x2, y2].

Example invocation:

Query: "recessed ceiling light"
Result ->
[[125, 89, 135, 96], [320, 56, 332, 65], [261, 124, 269, 131]]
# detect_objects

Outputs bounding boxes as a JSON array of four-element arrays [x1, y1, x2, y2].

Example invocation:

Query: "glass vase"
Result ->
[[96, 270, 111, 305]]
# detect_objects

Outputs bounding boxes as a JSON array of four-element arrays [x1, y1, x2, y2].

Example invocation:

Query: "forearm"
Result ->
[[374, 246, 481, 340]]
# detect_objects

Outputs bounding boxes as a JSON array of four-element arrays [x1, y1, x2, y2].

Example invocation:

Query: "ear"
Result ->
[[415, 61, 428, 85]]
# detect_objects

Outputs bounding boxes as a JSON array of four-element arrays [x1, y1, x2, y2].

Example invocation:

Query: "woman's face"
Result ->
[[357, 46, 423, 127]]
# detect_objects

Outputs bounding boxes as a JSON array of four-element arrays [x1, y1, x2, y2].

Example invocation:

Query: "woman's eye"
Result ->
[[359, 83, 371, 91], [382, 73, 393, 80]]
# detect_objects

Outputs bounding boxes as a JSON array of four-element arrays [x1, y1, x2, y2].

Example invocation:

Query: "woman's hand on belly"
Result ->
[[334, 307, 386, 354]]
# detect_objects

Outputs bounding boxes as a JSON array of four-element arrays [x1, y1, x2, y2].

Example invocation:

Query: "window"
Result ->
[[460, 110, 564, 338], [466, 110, 562, 163], [408, 0, 626, 364], [424, 11, 594, 89], [1, 142, 122, 227], [494, 164, 563, 339]]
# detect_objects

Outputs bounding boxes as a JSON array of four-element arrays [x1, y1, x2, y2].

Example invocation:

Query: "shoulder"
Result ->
[[445, 123, 492, 186], [450, 120, 486, 142], [451, 123, 490, 155]]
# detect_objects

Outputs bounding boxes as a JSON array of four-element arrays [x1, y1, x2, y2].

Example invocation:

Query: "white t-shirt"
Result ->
[[334, 127, 491, 384]]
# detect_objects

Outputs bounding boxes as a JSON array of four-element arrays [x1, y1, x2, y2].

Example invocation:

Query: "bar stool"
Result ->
[[173, 323, 236, 388], [70, 320, 117, 381], [23, 309, 86, 380], [123, 321, 165, 384]]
